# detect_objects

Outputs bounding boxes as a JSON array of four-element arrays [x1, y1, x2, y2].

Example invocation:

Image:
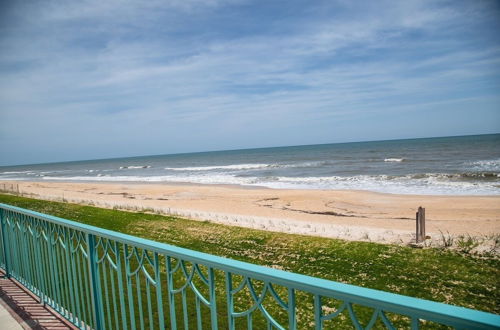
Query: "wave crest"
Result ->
[[165, 164, 269, 171], [468, 159, 500, 172], [119, 165, 152, 169], [40, 171, 500, 195]]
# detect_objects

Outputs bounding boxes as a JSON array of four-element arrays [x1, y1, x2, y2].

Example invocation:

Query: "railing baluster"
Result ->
[[18, 215, 28, 285], [48, 223, 61, 310], [411, 317, 420, 329], [57, 231, 70, 318], [81, 241, 94, 327], [78, 245, 92, 327], [109, 256, 120, 330], [226, 271, 235, 330], [0, 210, 4, 270], [33, 218, 47, 304], [54, 230, 64, 313], [87, 233, 105, 330], [154, 252, 165, 330], [288, 288, 296, 330], [146, 277, 154, 330], [69, 231, 82, 327], [0, 208, 11, 278], [195, 296, 202, 330], [181, 287, 188, 329], [166, 256, 178, 330], [136, 272, 145, 330], [124, 244, 137, 330], [314, 294, 322, 330], [208, 267, 218, 330], [102, 256, 112, 330], [63, 228, 76, 323], [40, 221, 52, 305], [115, 241, 128, 330], [25, 217, 37, 293]]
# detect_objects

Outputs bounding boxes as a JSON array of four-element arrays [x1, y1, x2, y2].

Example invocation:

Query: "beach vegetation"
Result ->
[[456, 234, 481, 254], [438, 230, 454, 248], [0, 193, 498, 323]]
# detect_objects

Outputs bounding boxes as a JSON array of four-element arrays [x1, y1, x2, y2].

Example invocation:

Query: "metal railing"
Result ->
[[0, 203, 498, 329]]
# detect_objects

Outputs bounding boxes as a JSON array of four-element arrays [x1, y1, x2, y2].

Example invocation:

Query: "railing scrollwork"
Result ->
[[0, 203, 498, 329]]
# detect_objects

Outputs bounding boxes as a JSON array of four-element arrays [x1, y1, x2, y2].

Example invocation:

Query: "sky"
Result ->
[[0, 0, 499, 166]]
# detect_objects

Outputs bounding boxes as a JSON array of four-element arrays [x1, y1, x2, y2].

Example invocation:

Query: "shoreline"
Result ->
[[1, 180, 499, 250], [3, 178, 500, 197]]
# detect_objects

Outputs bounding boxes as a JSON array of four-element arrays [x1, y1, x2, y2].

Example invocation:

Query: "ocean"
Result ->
[[1, 134, 499, 195]]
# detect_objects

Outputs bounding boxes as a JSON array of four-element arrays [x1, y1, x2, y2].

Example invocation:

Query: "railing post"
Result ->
[[86, 233, 104, 329], [166, 256, 178, 330], [31, 218, 45, 304], [0, 208, 11, 278], [208, 267, 218, 330], [154, 252, 165, 330], [288, 288, 296, 330], [225, 272, 235, 330]]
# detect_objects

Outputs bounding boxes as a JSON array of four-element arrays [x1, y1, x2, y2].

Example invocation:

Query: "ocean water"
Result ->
[[1, 134, 499, 195]]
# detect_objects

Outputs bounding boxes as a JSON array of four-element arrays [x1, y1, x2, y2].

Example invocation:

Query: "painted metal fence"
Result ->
[[0, 203, 498, 330]]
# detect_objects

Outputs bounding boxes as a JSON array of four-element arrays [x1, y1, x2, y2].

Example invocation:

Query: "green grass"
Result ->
[[0, 193, 498, 327]]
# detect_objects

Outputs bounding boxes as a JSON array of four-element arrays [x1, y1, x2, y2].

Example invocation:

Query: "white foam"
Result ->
[[384, 158, 405, 162], [0, 170, 34, 174], [41, 172, 500, 195], [42, 174, 257, 185], [165, 164, 269, 171], [468, 159, 500, 172], [119, 165, 152, 169], [259, 174, 500, 195]]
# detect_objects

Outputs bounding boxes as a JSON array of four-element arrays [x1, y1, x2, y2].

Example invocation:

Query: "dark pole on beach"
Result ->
[[416, 207, 426, 243]]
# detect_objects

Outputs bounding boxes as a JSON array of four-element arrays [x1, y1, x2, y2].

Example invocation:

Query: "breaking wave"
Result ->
[[163, 161, 352, 172], [119, 165, 152, 169], [468, 159, 500, 172], [41, 171, 500, 195], [165, 164, 269, 171], [0, 170, 34, 174]]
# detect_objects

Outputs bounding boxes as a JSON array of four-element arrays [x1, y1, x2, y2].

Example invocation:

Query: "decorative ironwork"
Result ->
[[0, 203, 499, 329]]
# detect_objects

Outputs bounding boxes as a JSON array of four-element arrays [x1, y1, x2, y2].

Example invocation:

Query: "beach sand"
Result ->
[[1, 181, 499, 248]]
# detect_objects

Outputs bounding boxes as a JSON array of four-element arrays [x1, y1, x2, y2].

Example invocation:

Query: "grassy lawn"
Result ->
[[0, 193, 498, 328]]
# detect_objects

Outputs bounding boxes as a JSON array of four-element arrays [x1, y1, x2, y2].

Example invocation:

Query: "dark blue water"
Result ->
[[1, 134, 499, 195]]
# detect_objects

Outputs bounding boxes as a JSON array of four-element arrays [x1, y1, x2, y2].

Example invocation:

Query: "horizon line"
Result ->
[[1, 132, 499, 168]]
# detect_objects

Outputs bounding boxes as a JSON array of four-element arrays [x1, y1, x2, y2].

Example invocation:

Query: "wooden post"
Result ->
[[416, 210, 420, 242], [421, 207, 425, 239], [416, 207, 426, 243]]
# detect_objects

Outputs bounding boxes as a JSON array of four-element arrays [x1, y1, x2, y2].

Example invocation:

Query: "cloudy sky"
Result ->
[[1, 0, 499, 166]]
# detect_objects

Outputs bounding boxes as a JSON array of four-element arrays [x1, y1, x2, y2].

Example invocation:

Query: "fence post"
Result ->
[[421, 207, 426, 240], [0, 208, 10, 278], [86, 233, 104, 329], [416, 207, 426, 243]]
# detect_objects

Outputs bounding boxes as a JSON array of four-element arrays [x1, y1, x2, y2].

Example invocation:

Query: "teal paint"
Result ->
[[0, 203, 499, 329]]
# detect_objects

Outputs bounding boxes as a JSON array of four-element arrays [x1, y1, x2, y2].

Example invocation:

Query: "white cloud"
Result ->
[[0, 0, 499, 164]]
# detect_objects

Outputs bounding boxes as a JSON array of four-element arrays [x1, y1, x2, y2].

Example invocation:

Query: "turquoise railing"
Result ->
[[0, 203, 498, 329]]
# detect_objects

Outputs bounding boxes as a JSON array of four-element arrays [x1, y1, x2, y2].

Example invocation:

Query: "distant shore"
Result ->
[[1, 180, 498, 250]]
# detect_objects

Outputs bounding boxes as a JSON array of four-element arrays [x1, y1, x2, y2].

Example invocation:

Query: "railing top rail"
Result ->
[[1, 202, 499, 329]]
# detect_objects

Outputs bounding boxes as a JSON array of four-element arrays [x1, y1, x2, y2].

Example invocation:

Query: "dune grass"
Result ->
[[0, 193, 498, 324]]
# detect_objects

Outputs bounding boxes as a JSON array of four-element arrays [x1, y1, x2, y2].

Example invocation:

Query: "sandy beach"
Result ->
[[1, 180, 498, 248]]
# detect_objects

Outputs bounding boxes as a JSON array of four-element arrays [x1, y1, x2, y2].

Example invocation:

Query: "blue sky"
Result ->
[[0, 0, 499, 166]]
